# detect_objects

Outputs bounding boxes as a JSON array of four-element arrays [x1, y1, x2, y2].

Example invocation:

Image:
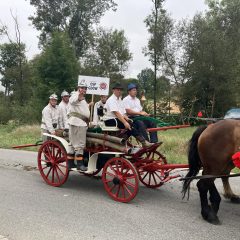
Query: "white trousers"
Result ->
[[69, 125, 87, 155]]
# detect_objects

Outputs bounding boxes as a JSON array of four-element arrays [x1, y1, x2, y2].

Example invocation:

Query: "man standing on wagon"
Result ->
[[41, 93, 63, 142], [123, 83, 158, 143], [67, 83, 90, 171], [59, 90, 70, 129]]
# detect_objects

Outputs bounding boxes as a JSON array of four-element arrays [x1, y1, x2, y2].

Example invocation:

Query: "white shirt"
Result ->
[[41, 104, 63, 133], [67, 92, 90, 127], [93, 100, 105, 125], [105, 94, 126, 119], [123, 95, 143, 113], [58, 100, 69, 129]]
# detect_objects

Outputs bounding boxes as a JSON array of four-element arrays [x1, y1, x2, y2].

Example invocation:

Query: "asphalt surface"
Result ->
[[0, 149, 240, 240]]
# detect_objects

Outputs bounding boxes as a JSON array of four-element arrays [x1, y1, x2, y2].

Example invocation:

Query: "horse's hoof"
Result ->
[[207, 215, 221, 225], [230, 196, 240, 204], [202, 209, 221, 225]]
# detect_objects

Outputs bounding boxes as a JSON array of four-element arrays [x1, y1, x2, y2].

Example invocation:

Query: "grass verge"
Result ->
[[0, 124, 41, 151], [158, 127, 195, 164]]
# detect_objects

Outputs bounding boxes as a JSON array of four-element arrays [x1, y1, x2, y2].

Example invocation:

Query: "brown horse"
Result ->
[[182, 119, 240, 224]]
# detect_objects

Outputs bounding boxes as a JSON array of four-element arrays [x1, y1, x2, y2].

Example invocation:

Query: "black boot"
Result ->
[[75, 155, 88, 171], [136, 136, 154, 148], [77, 161, 88, 171], [67, 154, 76, 169]]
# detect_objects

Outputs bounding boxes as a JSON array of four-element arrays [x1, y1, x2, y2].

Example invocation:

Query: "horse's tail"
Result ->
[[182, 125, 207, 199]]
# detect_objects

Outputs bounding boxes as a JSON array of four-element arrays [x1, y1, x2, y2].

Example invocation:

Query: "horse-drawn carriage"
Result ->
[[13, 115, 240, 224], [14, 117, 190, 203]]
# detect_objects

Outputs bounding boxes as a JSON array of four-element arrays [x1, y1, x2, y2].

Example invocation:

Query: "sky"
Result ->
[[0, 0, 207, 79]]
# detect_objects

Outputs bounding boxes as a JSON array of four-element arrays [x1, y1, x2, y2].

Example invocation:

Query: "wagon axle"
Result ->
[[112, 177, 121, 185]]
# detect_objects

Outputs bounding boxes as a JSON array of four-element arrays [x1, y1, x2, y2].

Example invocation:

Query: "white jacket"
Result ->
[[105, 94, 126, 120], [67, 92, 90, 127], [41, 104, 63, 133], [59, 100, 69, 129]]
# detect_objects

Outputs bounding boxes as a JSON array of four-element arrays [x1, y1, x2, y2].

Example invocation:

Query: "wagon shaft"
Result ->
[[140, 162, 162, 172]]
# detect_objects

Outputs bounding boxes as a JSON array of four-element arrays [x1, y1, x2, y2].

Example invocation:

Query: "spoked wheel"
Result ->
[[38, 140, 69, 187], [136, 150, 167, 188], [102, 157, 139, 203]]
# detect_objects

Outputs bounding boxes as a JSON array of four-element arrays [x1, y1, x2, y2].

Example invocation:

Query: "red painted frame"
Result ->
[[148, 124, 191, 132]]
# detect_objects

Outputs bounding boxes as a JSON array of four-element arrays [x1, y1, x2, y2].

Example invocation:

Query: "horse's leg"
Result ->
[[209, 180, 221, 214], [222, 177, 240, 203], [197, 179, 220, 224]]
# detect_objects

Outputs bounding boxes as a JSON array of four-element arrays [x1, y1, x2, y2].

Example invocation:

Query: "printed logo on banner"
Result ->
[[100, 82, 107, 90], [79, 79, 86, 85]]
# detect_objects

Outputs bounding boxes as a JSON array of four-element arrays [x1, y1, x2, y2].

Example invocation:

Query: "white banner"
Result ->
[[78, 75, 110, 96]]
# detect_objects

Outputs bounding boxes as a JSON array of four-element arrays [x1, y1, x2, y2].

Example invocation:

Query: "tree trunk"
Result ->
[[211, 91, 215, 118], [153, 0, 158, 118]]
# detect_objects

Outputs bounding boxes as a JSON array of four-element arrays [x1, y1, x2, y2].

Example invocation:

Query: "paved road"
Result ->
[[0, 149, 240, 240]]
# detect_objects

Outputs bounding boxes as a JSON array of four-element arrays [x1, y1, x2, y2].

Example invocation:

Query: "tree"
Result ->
[[160, 18, 198, 117], [0, 43, 25, 96], [80, 28, 132, 79], [0, 24, 7, 37], [183, 10, 238, 117], [137, 68, 154, 99], [0, 12, 30, 105], [206, 0, 240, 107], [137, 68, 169, 114], [34, 32, 79, 103], [29, 0, 117, 57], [144, 0, 173, 116]]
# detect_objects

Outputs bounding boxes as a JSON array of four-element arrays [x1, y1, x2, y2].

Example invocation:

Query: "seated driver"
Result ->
[[123, 83, 158, 143], [104, 82, 153, 147]]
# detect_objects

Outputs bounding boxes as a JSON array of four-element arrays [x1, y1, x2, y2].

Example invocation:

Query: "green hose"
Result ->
[[132, 116, 174, 127]]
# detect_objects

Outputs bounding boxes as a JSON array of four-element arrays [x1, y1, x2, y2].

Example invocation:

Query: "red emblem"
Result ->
[[100, 82, 107, 90], [232, 152, 240, 168], [197, 111, 203, 118]]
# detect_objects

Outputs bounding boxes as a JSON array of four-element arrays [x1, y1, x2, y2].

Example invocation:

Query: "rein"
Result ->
[[179, 172, 240, 181]]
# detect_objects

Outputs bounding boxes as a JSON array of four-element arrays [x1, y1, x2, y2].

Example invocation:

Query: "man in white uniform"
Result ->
[[123, 83, 158, 143], [41, 93, 63, 142], [104, 83, 152, 147], [92, 95, 108, 125], [67, 83, 90, 171], [58, 90, 70, 129]]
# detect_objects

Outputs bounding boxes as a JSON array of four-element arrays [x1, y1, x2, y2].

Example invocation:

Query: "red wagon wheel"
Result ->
[[102, 157, 139, 203], [38, 140, 69, 187], [136, 150, 167, 188]]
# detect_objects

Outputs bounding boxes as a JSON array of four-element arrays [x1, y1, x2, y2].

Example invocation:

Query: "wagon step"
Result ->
[[70, 168, 98, 174]]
